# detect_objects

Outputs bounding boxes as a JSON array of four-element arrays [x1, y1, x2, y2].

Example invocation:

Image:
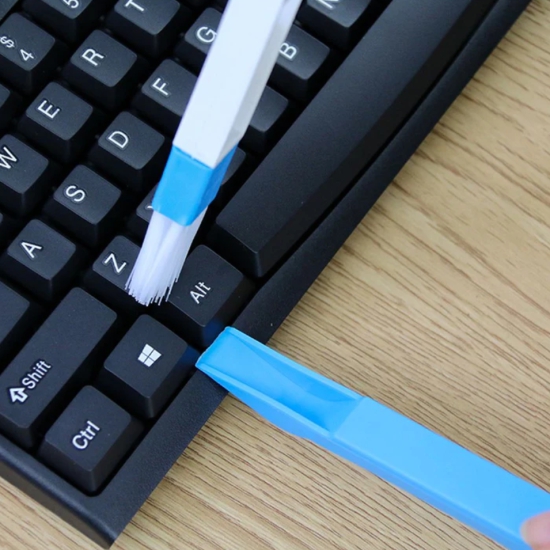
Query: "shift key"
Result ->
[[0, 288, 117, 449]]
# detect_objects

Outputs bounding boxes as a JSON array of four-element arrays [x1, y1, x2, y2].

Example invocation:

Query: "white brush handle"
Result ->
[[173, 0, 302, 168]]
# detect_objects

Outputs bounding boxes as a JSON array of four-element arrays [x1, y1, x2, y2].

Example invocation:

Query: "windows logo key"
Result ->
[[137, 345, 162, 368]]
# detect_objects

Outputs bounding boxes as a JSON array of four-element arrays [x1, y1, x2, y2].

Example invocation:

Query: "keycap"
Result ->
[[0, 280, 39, 368], [18, 82, 100, 163], [132, 59, 197, 135], [0, 219, 84, 301], [157, 245, 253, 348], [107, 0, 190, 58], [176, 11, 330, 102], [127, 148, 246, 239], [84, 235, 142, 313], [0, 13, 64, 95], [299, 0, 379, 50], [270, 25, 331, 101], [210, 0, 492, 279], [23, 0, 110, 43], [0, 84, 20, 132], [174, 7, 220, 72], [39, 386, 141, 493], [0, 1, 20, 23], [0, 288, 117, 448], [44, 165, 123, 248], [89, 112, 167, 192], [98, 316, 197, 419], [63, 30, 146, 110], [0, 135, 58, 216], [242, 87, 291, 155]]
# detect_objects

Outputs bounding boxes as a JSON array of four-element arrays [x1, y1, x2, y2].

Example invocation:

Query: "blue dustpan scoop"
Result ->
[[197, 327, 550, 550]]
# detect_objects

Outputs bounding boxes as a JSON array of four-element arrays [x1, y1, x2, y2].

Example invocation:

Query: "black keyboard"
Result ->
[[0, 0, 531, 546]]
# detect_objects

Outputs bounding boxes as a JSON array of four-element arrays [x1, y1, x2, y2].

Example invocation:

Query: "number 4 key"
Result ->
[[0, 13, 65, 94]]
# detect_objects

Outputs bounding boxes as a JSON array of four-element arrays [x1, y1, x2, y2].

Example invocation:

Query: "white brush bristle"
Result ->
[[126, 209, 206, 306]]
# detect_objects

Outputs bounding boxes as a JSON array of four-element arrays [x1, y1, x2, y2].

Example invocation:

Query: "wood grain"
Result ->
[[1, 2, 550, 549]]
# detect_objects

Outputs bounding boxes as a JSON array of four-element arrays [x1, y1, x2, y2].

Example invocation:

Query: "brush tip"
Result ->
[[126, 209, 206, 306]]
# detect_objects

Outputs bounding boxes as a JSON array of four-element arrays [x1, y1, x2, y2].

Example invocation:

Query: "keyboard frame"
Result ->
[[0, 0, 531, 545]]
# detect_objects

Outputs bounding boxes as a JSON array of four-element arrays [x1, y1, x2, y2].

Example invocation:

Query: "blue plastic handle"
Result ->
[[197, 328, 550, 549]]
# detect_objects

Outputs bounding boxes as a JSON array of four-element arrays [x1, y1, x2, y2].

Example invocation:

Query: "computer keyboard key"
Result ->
[[0, 135, 57, 216], [63, 30, 147, 110], [0, 219, 83, 301], [271, 25, 331, 101], [89, 112, 167, 192], [107, 0, 190, 59], [23, 0, 110, 43], [84, 235, 142, 313], [242, 87, 291, 155], [18, 83, 100, 163], [0, 280, 39, 368], [0, 14, 64, 95], [0, 1, 20, 23], [126, 185, 155, 239], [299, 0, 379, 50], [98, 316, 197, 419], [174, 7, 220, 72], [129, 148, 246, 240], [0, 84, 21, 132], [39, 386, 141, 493], [0, 288, 117, 448], [132, 59, 196, 135], [44, 165, 123, 248], [157, 245, 253, 348], [176, 11, 330, 102], [212, 0, 494, 279]]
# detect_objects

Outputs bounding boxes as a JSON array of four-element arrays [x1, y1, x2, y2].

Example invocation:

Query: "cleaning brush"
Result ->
[[126, 0, 302, 306]]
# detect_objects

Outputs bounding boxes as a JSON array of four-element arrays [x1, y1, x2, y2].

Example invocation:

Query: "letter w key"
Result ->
[[0, 135, 54, 216]]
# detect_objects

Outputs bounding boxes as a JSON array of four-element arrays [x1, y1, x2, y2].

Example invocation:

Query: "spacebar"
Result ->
[[210, 0, 495, 278]]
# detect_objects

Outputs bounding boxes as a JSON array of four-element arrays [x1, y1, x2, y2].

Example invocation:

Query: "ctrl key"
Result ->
[[39, 386, 141, 494]]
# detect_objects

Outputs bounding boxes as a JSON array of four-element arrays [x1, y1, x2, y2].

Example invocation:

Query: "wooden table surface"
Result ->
[[1, 2, 550, 549]]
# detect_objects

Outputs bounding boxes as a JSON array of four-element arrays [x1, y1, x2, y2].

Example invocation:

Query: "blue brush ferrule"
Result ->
[[152, 146, 237, 226]]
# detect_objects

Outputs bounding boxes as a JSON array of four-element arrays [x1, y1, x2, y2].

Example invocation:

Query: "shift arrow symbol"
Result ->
[[9, 387, 28, 404]]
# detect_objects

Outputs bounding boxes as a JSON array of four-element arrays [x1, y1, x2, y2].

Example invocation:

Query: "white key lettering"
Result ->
[[72, 420, 101, 450], [37, 99, 61, 120], [20, 49, 34, 62], [64, 184, 87, 203], [280, 42, 298, 61], [62, 0, 80, 8], [196, 26, 217, 44], [103, 253, 127, 275], [21, 241, 43, 259], [9, 360, 53, 403], [316, 0, 340, 9], [152, 77, 170, 97], [124, 0, 144, 12], [107, 130, 129, 150], [0, 145, 18, 170], [190, 281, 211, 304], [0, 36, 15, 49], [82, 48, 105, 67]]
